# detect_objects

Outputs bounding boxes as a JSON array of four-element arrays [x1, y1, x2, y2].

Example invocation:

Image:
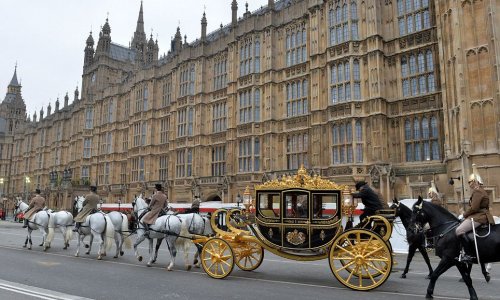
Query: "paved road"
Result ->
[[0, 220, 498, 300]]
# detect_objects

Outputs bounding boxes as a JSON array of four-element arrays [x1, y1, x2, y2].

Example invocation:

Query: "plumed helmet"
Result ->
[[155, 183, 162, 191], [427, 181, 438, 196], [90, 185, 97, 192], [468, 164, 484, 185], [35, 188, 41, 194]]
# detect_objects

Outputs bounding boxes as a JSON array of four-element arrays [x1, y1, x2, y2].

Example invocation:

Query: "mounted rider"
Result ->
[[22, 189, 45, 228], [455, 164, 495, 262], [142, 184, 168, 236], [428, 180, 443, 207], [184, 195, 201, 214], [73, 185, 100, 232]]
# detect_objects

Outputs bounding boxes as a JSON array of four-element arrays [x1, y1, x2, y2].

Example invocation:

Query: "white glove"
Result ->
[[458, 215, 464, 221]]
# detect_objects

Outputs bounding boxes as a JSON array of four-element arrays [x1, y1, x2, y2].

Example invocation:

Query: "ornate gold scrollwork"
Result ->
[[256, 166, 348, 191]]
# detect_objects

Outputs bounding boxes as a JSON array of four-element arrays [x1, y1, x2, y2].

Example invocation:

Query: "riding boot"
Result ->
[[22, 219, 28, 228], [72, 222, 81, 232], [457, 234, 474, 263]]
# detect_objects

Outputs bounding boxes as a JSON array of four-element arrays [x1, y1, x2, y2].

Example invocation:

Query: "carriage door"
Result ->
[[282, 190, 310, 249]]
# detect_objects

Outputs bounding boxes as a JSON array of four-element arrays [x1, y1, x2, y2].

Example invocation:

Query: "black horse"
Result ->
[[411, 196, 500, 300], [391, 198, 433, 279]]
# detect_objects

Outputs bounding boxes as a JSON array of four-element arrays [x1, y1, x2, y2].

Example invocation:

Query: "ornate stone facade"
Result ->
[[1, 0, 499, 215]]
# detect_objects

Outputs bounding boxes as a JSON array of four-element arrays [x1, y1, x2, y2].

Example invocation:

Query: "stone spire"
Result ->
[[33, 111, 37, 122], [201, 11, 207, 42], [47, 102, 52, 116], [40, 107, 44, 120], [84, 31, 95, 67], [97, 18, 111, 53], [231, 0, 238, 27], [64, 92, 69, 107], [74, 86, 79, 102], [55, 97, 60, 112], [7, 64, 21, 94], [171, 26, 183, 53], [131, 1, 147, 63]]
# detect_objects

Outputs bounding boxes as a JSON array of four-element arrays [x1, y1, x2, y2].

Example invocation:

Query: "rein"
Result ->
[[422, 220, 459, 240]]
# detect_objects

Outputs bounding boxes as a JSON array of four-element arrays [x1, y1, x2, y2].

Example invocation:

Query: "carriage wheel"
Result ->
[[234, 241, 264, 271], [201, 238, 235, 279], [329, 229, 392, 291]]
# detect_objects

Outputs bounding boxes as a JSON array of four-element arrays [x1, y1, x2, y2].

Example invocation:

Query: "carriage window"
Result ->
[[258, 193, 280, 218], [285, 192, 309, 218], [312, 194, 337, 219]]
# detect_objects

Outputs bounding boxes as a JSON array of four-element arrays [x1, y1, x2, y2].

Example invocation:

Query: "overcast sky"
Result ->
[[0, 0, 268, 118]]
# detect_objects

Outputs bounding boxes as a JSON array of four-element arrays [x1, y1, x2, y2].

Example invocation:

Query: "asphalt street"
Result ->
[[0, 219, 498, 300]]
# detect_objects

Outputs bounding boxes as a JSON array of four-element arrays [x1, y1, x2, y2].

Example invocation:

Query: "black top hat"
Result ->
[[355, 181, 367, 191], [155, 183, 162, 191], [35, 188, 41, 194], [90, 185, 97, 192]]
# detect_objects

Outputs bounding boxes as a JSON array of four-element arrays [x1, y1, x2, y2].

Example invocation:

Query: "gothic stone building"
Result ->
[[2, 0, 499, 214]]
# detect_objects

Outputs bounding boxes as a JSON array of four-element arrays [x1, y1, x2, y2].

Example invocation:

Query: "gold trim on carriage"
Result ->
[[193, 167, 394, 291]]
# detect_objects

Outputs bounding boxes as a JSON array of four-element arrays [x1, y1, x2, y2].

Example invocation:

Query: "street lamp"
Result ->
[[449, 176, 466, 212], [24, 176, 31, 202]]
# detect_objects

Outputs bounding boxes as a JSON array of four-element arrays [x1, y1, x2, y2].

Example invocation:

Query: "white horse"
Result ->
[[45, 210, 74, 250], [74, 196, 114, 260], [14, 198, 50, 250], [107, 211, 132, 258], [132, 195, 208, 270]]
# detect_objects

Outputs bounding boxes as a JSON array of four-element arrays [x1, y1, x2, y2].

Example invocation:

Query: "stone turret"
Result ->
[[201, 12, 207, 42], [96, 18, 111, 54], [55, 98, 60, 112], [84, 31, 94, 67], [64, 92, 69, 107], [231, 0, 238, 27]]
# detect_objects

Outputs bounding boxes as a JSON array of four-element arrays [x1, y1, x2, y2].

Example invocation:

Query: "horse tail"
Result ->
[[121, 214, 132, 249], [65, 225, 73, 242], [104, 215, 115, 252], [46, 213, 55, 244]]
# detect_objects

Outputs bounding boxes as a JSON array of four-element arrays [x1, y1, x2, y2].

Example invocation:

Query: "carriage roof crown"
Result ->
[[255, 166, 348, 191]]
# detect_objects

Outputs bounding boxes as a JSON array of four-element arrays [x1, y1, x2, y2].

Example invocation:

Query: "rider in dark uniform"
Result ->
[[352, 181, 384, 225]]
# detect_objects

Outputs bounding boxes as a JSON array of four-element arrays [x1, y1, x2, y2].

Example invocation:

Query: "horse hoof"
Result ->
[[22, 245, 27, 248], [167, 267, 173, 271], [147, 263, 152, 267], [485, 274, 491, 283], [97, 256, 102, 260], [426, 274, 431, 279], [425, 294, 433, 299], [43, 248, 47, 252], [84, 244, 90, 248], [400, 274, 407, 279], [39, 244, 44, 247], [75, 254, 79, 257], [138, 256, 143, 262], [186, 265, 192, 271], [120, 251, 124, 256], [195, 264, 200, 268], [113, 255, 118, 258], [63, 246, 67, 250], [85, 252, 90, 255]]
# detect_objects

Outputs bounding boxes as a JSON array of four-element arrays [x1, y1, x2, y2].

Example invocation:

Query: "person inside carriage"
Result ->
[[455, 165, 495, 263], [73, 185, 100, 232], [142, 183, 168, 237], [22, 189, 46, 228], [351, 181, 384, 227]]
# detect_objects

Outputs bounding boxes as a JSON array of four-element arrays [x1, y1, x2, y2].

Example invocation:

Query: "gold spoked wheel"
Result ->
[[329, 229, 392, 291], [201, 238, 235, 279], [234, 241, 264, 271]]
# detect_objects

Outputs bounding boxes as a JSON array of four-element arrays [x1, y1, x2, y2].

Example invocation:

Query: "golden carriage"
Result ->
[[192, 167, 394, 291]]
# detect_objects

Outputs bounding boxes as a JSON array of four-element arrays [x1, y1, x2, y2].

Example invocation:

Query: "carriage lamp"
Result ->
[[242, 186, 253, 214], [341, 189, 357, 216]]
